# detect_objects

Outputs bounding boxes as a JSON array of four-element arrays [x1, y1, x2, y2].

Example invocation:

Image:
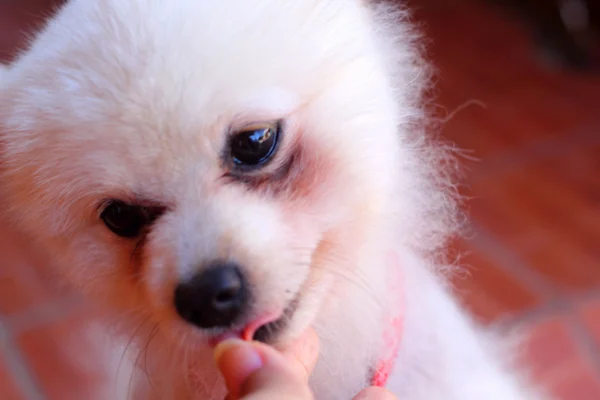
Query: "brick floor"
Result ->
[[0, 355, 24, 400], [1, 0, 600, 399]]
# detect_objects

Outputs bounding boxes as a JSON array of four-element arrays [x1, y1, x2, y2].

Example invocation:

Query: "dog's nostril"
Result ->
[[214, 289, 238, 305], [174, 263, 248, 329]]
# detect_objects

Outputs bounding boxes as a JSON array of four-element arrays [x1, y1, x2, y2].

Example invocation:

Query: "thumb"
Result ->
[[353, 386, 399, 400], [214, 329, 319, 400]]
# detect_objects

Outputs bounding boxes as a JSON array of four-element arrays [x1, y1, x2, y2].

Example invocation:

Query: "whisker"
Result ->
[[117, 315, 150, 386], [288, 244, 388, 311], [128, 322, 158, 399], [309, 262, 385, 311], [143, 323, 161, 396]]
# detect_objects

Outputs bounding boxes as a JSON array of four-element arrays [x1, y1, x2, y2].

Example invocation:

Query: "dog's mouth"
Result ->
[[208, 296, 300, 347], [253, 296, 300, 343]]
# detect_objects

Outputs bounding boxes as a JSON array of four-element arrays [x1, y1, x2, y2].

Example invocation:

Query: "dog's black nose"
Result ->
[[174, 263, 248, 329]]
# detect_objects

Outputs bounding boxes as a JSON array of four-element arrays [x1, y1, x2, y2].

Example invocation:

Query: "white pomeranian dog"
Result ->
[[0, 1, 549, 399]]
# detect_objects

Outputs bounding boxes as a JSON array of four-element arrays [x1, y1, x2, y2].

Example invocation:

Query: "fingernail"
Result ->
[[214, 339, 264, 388], [213, 339, 243, 363]]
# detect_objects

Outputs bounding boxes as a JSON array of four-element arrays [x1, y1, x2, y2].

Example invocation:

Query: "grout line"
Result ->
[[566, 312, 600, 376], [4, 294, 85, 335], [466, 126, 600, 183], [492, 299, 600, 381], [573, 289, 600, 304], [468, 222, 558, 300], [0, 319, 46, 400], [493, 299, 565, 333], [493, 287, 600, 334], [490, 289, 600, 380]]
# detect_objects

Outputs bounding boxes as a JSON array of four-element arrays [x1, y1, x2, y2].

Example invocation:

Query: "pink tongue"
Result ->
[[209, 313, 280, 347]]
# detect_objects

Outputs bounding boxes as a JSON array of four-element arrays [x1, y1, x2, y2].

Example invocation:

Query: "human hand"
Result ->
[[213, 328, 397, 400]]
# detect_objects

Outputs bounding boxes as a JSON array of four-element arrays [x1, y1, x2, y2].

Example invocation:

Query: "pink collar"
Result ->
[[370, 312, 403, 386], [370, 252, 404, 387]]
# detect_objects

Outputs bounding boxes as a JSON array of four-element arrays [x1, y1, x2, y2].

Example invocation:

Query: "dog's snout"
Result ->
[[174, 263, 248, 329]]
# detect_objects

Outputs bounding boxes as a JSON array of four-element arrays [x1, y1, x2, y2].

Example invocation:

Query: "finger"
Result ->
[[237, 338, 317, 399], [238, 363, 314, 400], [280, 328, 320, 382], [214, 339, 264, 399], [214, 336, 317, 400], [353, 386, 398, 400], [237, 349, 313, 400]]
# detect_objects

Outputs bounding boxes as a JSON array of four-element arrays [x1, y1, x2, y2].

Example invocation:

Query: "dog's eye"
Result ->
[[230, 122, 280, 167], [100, 201, 149, 238]]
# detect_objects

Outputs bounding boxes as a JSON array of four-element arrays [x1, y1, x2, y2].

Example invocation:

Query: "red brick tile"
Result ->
[[561, 145, 600, 221], [0, 356, 23, 400], [0, 227, 65, 315], [422, 0, 600, 159], [469, 152, 600, 293], [519, 317, 600, 399], [436, 100, 516, 160], [549, 363, 600, 400], [0, 275, 51, 316], [450, 239, 540, 323], [16, 311, 109, 400], [578, 298, 600, 346], [520, 318, 585, 384]]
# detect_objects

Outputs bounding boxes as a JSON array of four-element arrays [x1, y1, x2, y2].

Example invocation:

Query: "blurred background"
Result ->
[[0, 0, 599, 399]]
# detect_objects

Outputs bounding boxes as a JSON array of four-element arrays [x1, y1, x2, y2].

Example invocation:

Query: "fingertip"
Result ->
[[213, 338, 244, 363], [238, 365, 314, 399], [214, 331, 320, 399], [214, 339, 264, 398], [283, 328, 320, 381], [247, 328, 320, 383], [353, 386, 398, 400]]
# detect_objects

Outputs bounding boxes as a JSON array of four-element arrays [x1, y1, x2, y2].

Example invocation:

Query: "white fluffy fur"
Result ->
[[0, 1, 549, 399]]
